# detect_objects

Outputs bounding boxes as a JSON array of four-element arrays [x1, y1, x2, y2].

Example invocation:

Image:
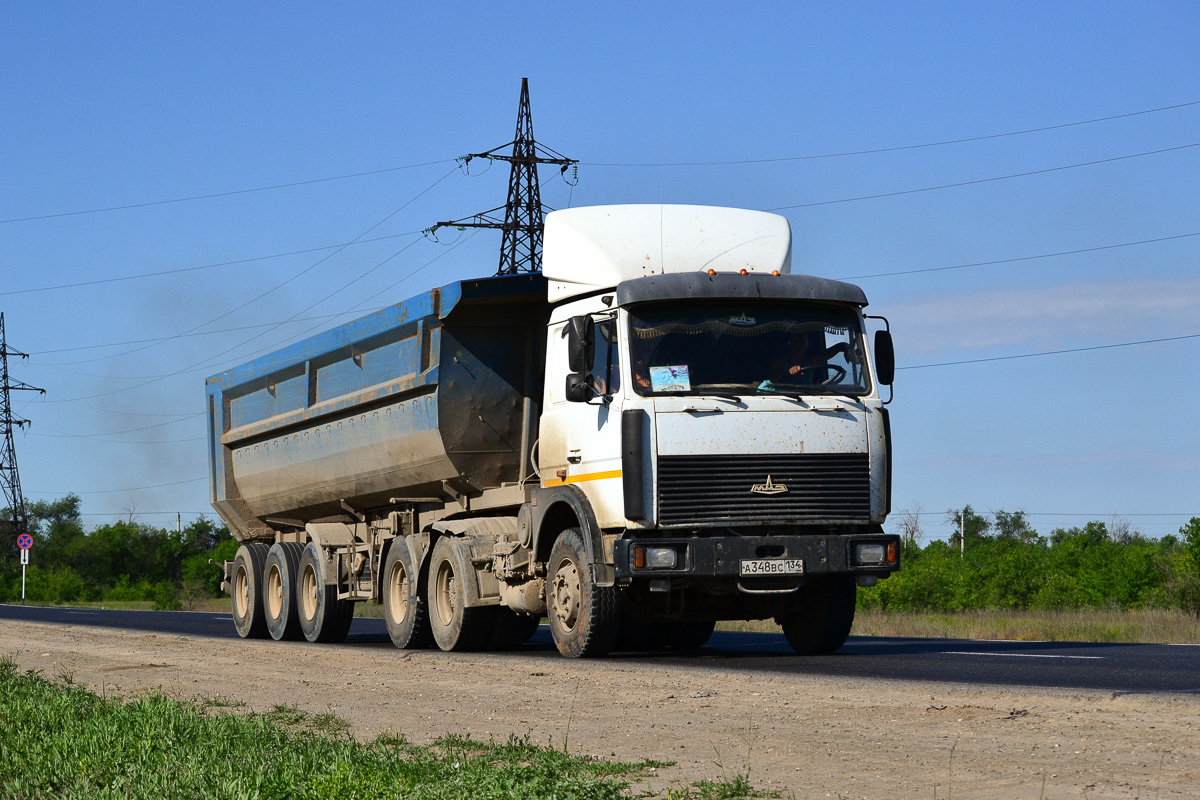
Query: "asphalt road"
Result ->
[[3, 603, 1197, 695]]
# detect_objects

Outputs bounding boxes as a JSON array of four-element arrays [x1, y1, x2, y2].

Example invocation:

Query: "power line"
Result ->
[[898, 332, 1200, 371], [765, 141, 1200, 212], [0, 159, 457, 225], [910, 511, 1196, 518], [586, 99, 1200, 167], [0, 232, 422, 298], [5, 98, 1196, 227], [30, 314, 346, 361], [839, 231, 1200, 281], [37, 166, 459, 398], [26, 476, 207, 495], [27, 413, 202, 439]]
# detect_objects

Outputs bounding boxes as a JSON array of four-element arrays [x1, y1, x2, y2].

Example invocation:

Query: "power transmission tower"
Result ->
[[434, 78, 577, 275], [1, 313, 44, 558]]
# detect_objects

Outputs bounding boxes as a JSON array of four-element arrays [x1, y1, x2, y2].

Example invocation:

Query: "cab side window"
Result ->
[[590, 319, 620, 394]]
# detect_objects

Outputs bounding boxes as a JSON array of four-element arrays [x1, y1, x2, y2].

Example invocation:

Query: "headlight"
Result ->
[[645, 547, 678, 569], [632, 545, 680, 570], [855, 543, 885, 564]]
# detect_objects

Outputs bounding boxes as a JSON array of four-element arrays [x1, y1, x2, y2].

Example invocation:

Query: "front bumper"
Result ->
[[612, 533, 900, 579]]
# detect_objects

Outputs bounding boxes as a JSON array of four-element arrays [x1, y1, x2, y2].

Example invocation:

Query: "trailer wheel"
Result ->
[[779, 575, 856, 655], [488, 610, 541, 650], [382, 540, 433, 649], [297, 542, 354, 643], [667, 619, 717, 652], [264, 543, 305, 641], [231, 543, 270, 639], [547, 528, 619, 658], [427, 536, 493, 652]]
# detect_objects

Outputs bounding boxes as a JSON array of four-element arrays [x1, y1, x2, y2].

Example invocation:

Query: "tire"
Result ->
[[297, 542, 354, 643], [615, 617, 668, 652], [264, 542, 305, 641], [547, 528, 620, 658], [779, 575, 857, 655], [488, 609, 541, 650], [427, 536, 493, 652], [231, 543, 270, 639], [382, 539, 433, 649], [667, 619, 716, 652]]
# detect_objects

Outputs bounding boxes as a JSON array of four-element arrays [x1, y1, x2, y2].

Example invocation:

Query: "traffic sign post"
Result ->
[[17, 533, 32, 601]]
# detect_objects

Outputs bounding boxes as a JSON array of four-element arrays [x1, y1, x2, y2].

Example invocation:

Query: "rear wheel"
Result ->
[[489, 609, 541, 650], [427, 536, 493, 652], [547, 528, 619, 658], [231, 543, 269, 639], [297, 542, 354, 643], [264, 542, 305, 641], [779, 575, 856, 655], [667, 619, 716, 652], [382, 540, 433, 649]]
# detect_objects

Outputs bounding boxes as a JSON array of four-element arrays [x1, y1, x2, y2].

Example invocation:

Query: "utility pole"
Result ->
[[1, 313, 45, 559], [960, 510, 965, 558], [433, 78, 578, 275]]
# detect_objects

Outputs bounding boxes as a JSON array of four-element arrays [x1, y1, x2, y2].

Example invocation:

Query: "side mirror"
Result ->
[[874, 329, 895, 386], [565, 372, 596, 403], [565, 316, 594, 373]]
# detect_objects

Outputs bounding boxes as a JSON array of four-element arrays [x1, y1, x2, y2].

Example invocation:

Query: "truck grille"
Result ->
[[656, 453, 871, 526]]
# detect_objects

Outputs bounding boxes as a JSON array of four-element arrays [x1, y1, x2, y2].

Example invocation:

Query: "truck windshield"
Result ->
[[627, 300, 869, 398]]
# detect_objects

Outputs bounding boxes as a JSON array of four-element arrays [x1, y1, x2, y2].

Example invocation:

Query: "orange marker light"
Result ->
[[887, 542, 897, 563], [739, 268, 748, 275], [633, 547, 646, 569], [771, 270, 780, 276], [707, 268, 717, 275]]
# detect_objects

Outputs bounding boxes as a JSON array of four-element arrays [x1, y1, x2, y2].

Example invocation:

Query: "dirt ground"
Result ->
[[2, 620, 1197, 799]]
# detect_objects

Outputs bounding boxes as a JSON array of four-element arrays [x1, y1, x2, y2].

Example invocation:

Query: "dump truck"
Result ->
[[207, 204, 899, 657]]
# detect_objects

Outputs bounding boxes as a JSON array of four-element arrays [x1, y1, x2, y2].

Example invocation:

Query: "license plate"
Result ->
[[739, 558, 805, 576]]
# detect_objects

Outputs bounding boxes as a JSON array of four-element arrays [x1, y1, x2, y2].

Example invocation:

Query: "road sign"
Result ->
[[20, 548, 28, 566], [17, 533, 33, 549]]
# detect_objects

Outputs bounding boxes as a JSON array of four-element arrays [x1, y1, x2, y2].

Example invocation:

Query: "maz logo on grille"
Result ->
[[750, 475, 788, 495]]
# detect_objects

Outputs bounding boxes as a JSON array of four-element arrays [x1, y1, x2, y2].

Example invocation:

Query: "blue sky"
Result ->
[[3, 2, 1197, 540]]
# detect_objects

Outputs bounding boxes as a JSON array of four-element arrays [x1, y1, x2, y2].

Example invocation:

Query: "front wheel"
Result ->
[[668, 619, 716, 652], [547, 528, 619, 658], [779, 575, 856, 655]]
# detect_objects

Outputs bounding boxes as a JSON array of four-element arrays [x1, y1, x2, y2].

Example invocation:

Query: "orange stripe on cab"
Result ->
[[542, 469, 622, 488]]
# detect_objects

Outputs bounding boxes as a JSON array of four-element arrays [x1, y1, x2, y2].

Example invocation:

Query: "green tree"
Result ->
[[946, 505, 990, 551], [993, 509, 1039, 543], [1179, 517, 1200, 617]]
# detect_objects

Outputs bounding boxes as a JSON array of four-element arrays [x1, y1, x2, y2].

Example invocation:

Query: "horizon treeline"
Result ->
[[0, 495, 234, 608], [3, 497, 1199, 617], [861, 507, 1200, 616]]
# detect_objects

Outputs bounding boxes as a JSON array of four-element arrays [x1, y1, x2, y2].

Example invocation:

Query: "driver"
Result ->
[[770, 331, 850, 383]]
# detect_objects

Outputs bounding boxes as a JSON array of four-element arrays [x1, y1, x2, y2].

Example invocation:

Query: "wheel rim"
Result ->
[[301, 564, 319, 622], [233, 565, 250, 619], [433, 559, 456, 627], [387, 561, 409, 624], [267, 564, 283, 620], [551, 556, 581, 631]]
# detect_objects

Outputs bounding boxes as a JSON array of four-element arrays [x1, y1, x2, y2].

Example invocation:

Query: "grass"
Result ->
[[718, 607, 1200, 644], [0, 656, 768, 799]]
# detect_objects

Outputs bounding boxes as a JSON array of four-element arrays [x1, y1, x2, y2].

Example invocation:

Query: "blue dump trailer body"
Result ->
[[206, 274, 547, 542]]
